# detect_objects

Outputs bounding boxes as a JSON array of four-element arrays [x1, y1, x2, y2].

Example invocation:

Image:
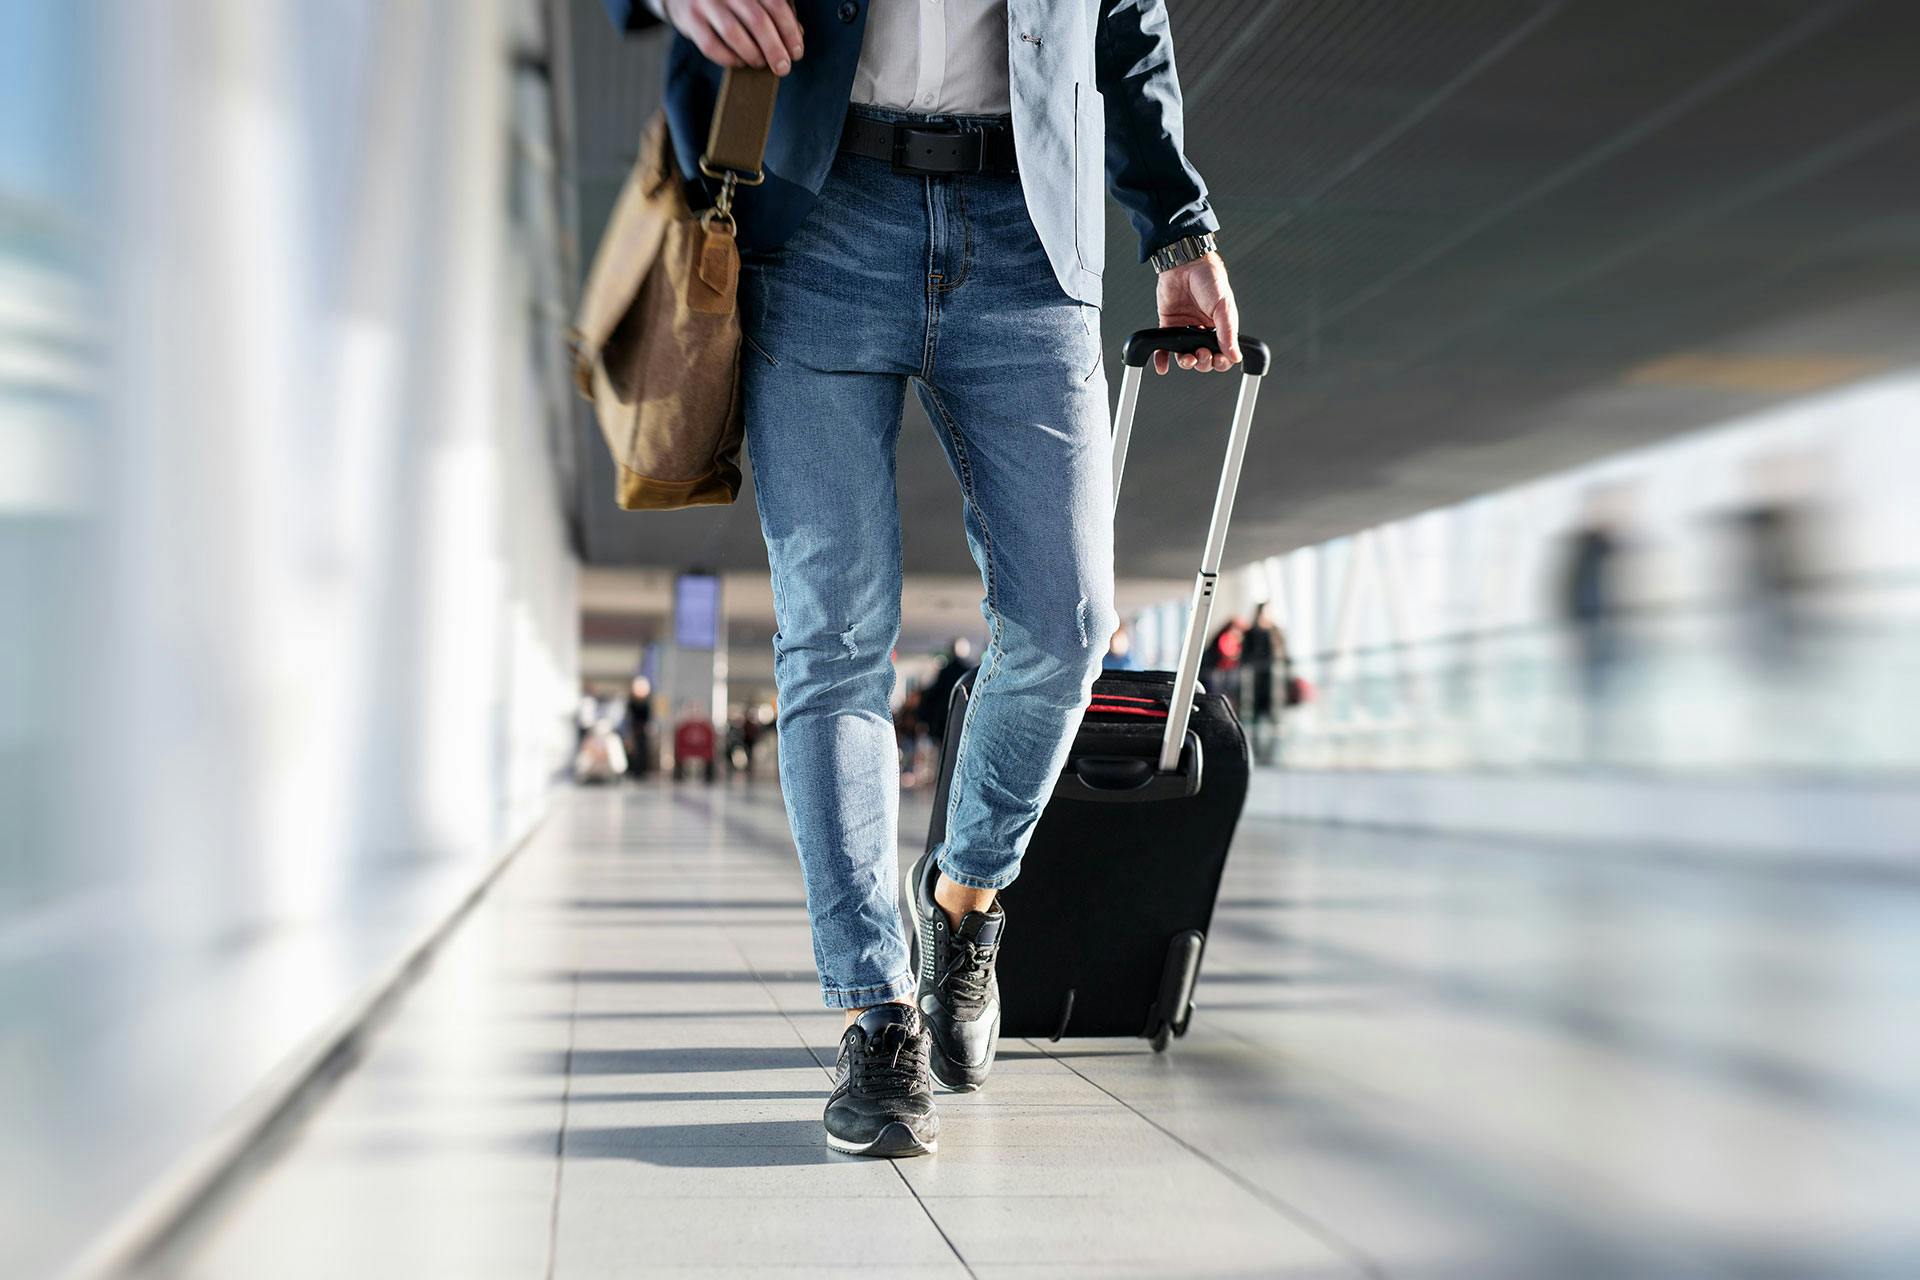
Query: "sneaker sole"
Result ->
[[826, 1122, 936, 1158]]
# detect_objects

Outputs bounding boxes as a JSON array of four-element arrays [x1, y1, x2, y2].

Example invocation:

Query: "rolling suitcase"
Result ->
[[922, 326, 1271, 1051]]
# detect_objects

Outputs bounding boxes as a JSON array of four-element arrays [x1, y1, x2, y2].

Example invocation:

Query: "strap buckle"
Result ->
[[696, 158, 766, 232]]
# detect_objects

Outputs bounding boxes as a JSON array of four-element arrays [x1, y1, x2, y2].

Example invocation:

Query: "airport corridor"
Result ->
[[150, 781, 1918, 1279]]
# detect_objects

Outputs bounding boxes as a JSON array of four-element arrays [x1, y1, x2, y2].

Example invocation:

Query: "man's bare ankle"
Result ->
[[933, 872, 997, 929]]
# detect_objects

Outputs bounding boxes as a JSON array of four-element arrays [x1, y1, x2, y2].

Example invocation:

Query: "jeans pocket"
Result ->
[[741, 330, 779, 368], [739, 268, 779, 368]]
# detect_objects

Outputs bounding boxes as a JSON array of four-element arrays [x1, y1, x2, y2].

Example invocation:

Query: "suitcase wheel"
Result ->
[[1142, 929, 1206, 1053]]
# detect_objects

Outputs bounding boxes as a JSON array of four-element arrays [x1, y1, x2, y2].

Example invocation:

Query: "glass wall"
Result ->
[[1172, 373, 1920, 777], [1, 3, 581, 1274]]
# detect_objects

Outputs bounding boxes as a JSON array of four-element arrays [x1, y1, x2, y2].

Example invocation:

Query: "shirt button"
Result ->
[[838, 1, 857, 21]]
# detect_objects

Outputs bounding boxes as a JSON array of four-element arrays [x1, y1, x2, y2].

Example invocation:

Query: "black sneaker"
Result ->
[[824, 1004, 939, 1157], [907, 850, 1004, 1092]]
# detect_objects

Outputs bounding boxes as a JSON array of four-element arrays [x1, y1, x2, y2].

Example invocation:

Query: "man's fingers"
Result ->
[[759, 0, 805, 61], [692, 22, 744, 67], [707, 9, 766, 66], [1154, 351, 1170, 375], [726, 0, 792, 72], [1212, 293, 1242, 364]]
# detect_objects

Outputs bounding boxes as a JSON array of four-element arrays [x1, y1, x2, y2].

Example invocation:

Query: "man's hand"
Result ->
[[665, 0, 804, 75], [1153, 252, 1239, 375]]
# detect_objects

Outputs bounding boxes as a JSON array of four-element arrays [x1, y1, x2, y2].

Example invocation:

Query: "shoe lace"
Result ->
[[850, 1023, 928, 1098], [935, 935, 998, 1014]]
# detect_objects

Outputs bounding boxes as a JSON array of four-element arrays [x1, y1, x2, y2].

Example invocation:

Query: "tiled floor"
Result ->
[[156, 779, 1920, 1278]]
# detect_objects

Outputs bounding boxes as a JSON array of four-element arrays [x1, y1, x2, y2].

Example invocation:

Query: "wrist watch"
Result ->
[[1149, 232, 1219, 274]]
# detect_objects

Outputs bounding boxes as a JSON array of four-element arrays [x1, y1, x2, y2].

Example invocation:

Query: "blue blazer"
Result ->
[[603, 0, 1216, 306]]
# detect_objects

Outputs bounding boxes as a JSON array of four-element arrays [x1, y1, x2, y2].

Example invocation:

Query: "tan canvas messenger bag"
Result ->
[[569, 69, 778, 510]]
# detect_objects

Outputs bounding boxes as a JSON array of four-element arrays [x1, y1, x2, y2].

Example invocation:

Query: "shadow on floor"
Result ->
[[526, 1047, 824, 1075], [557, 898, 807, 911], [995, 1047, 1139, 1062], [562, 1121, 841, 1166], [529, 969, 818, 985], [553, 1090, 824, 1104], [516, 1009, 797, 1022]]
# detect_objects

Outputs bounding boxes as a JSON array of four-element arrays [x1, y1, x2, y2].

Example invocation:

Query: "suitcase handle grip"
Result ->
[[1121, 327, 1270, 377]]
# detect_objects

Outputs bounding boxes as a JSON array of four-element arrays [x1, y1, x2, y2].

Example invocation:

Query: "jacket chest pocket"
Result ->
[[1073, 82, 1106, 276]]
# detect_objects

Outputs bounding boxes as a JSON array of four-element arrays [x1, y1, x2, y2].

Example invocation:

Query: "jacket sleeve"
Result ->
[[1095, 1, 1219, 262], [603, 0, 665, 33]]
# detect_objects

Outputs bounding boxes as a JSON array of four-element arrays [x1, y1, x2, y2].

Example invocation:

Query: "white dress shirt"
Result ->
[[851, 0, 1011, 117], [646, 0, 1013, 116]]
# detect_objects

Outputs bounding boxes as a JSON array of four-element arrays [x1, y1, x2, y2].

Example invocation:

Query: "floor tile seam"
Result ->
[[721, 925, 977, 1278], [1022, 1039, 1387, 1280], [541, 968, 582, 1280]]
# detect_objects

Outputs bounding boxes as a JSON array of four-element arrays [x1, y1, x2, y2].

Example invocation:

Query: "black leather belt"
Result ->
[[840, 115, 1018, 176]]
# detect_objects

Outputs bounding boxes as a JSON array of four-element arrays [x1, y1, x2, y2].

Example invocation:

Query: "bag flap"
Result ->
[[571, 112, 679, 389]]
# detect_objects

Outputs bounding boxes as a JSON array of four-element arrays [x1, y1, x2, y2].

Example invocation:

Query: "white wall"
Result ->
[[0, 3, 581, 1274]]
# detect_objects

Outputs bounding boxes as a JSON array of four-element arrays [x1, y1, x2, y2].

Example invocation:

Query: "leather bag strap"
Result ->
[[701, 68, 779, 182]]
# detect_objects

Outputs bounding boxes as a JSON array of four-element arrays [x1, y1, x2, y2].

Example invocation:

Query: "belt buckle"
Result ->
[[891, 125, 981, 176]]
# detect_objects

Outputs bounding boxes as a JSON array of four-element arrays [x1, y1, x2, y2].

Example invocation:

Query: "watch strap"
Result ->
[[1150, 232, 1218, 274]]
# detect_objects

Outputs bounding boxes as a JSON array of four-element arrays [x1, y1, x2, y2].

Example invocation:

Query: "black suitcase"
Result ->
[[921, 326, 1271, 1051]]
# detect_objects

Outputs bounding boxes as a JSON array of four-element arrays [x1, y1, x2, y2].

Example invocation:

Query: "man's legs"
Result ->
[[739, 136, 954, 1019], [917, 172, 1117, 896], [741, 144, 960, 1155], [900, 169, 1116, 1090], [745, 358, 915, 1013]]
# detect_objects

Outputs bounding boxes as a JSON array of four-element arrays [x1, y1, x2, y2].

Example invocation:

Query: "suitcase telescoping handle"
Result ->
[[1110, 326, 1272, 772]]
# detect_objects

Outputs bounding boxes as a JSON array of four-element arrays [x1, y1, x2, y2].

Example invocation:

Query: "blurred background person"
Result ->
[[727, 706, 762, 777], [1726, 451, 1823, 679], [916, 637, 976, 759], [623, 674, 655, 778], [1241, 603, 1288, 764], [573, 700, 629, 783], [895, 687, 930, 789], [1558, 483, 1638, 766], [576, 682, 602, 751], [1103, 620, 1142, 671], [1200, 615, 1247, 712]]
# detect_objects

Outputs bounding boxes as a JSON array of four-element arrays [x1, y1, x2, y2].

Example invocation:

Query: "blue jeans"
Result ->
[[742, 108, 1117, 1009]]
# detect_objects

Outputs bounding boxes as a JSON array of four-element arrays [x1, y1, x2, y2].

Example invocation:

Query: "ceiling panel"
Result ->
[[562, 0, 1920, 578]]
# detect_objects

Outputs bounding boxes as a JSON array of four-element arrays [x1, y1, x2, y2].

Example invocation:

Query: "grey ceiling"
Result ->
[[560, 0, 1920, 579]]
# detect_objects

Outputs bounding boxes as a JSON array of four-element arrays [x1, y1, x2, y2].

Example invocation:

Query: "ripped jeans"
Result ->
[[741, 108, 1117, 1009]]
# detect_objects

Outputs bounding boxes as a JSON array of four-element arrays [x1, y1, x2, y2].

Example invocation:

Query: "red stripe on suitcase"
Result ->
[[1086, 703, 1169, 719]]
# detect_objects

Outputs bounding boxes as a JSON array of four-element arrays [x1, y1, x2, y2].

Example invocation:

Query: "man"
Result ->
[[608, 0, 1240, 1157]]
